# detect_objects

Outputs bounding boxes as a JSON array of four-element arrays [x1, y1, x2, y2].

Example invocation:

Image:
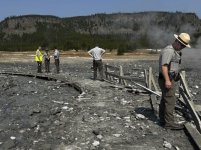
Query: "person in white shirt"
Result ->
[[54, 47, 60, 73], [88, 46, 105, 81]]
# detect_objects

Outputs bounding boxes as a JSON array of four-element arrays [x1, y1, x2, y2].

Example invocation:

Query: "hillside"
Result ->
[[0, 12, 201, 51]]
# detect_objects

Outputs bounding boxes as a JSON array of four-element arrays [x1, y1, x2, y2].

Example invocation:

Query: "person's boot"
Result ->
[[164, 123, 184, 130], [100, 78, 104, 82], [158, 120, 165, 127]]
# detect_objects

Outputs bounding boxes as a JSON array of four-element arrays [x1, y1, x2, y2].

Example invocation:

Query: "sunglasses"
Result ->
[[176, 40, 186, 48]]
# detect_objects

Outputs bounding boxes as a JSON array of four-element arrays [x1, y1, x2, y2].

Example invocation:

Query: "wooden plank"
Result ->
[[105, 64, 120, 70], [119, 65, 127, 85], [178, 98, 201, 119], [195, 105, 201, 112], [178, 97, 186, 106], [104, 79, 116, 84], [131, 80, 161, 97], [104, 65, 160, 96], [132, 68, 143, 70], [181, 71, 186, 80], [180, 87, 201, 132], [121, 66, 128, 86], [198, 112, 201, 119], [105, 72, 121, 78], [179, 71, 185, 99], [115, 73, 145, 81], [111, 145, 156, 150], [119, 65, 123, 84], [180, 73, 192, 99], [144, 69, 148, 87], [150, 94, 159, 114], [109, 84, 147, 94], [105, 72, 144, 82], [185, 122, 201, 150], [110, 75, 114, 82], [105, 64, 108, 79], [151, 72, 159, 92], [148, 67, 152, 90], [105, 71, 161, 96]]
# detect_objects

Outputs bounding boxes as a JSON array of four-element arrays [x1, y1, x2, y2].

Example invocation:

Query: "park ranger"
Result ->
[[158, 33, 191, 130]]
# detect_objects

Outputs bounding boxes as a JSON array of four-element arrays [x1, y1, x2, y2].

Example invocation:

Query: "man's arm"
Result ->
[[36, 50, 41, 60], [88, 50, 93, 57], [101, 49, 105, 56], [162, 64, 172, 89]]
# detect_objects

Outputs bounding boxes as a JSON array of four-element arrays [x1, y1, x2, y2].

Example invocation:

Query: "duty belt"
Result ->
[[158, 73, 164, 79], [159, 72, 177, 81]]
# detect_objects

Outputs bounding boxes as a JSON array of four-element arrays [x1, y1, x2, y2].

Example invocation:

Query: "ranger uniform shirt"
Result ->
[[54, 49, 60, 59], [159, 45, 181, 74], [43, 51, 50, 60]]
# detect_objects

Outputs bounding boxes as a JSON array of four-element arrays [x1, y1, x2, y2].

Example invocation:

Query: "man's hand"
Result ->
[[162, 65, 172, 89], [165, 80, 172, 89]]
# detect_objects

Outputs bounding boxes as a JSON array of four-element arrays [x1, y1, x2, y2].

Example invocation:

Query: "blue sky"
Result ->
[[1, 0, 201, 21]]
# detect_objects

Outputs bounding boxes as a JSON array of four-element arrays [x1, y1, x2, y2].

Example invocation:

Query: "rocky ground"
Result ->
[[0, 53, 200, 150]]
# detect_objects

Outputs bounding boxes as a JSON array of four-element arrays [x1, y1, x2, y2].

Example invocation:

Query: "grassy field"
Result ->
[[0, 50, 159, 62]]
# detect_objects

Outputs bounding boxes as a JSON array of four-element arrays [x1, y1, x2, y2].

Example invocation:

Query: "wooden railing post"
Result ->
[[144, 69, 148, 87], [105, 63, 108, 80], [148, 67, 152, 90]]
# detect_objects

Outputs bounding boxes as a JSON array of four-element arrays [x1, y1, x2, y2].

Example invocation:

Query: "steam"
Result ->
[[182, 36, 201, 67], [195, 37, 201, 49], [148, 22, 201, 71], [147, 27, 174, 48], [182, 47, 201, 71], [138, 13, 198, 49]]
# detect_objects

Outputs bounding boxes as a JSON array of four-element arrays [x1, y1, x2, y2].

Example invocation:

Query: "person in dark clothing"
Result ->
[[43, 49, 50, 73]]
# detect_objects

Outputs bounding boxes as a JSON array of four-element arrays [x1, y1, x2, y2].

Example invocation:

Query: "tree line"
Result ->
[[0, 22, 150, 54], [0, 12, 200, 54]]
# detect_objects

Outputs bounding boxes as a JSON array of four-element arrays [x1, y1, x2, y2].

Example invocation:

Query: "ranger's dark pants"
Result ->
[[37, 61, 42, 73], [45, 59, 50, 73], [158, 78, 176, 125], [55, 59, 60, 73], [93, 60, 103, 80]]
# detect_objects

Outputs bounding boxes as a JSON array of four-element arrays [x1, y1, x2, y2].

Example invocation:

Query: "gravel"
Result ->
[[0, 57, 199, 150]]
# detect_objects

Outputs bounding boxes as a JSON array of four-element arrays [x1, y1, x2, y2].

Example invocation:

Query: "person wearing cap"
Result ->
[[88, 46, 105, 81], [35, 46, 43, 73], [158, 33, 191, 130]]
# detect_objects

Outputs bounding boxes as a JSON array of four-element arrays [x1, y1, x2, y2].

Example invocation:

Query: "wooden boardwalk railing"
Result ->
[[104, 64, 201, 149]]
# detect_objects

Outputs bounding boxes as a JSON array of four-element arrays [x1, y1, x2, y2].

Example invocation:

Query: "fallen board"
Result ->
[[180, 87, 201, 132], [185, 122, 201, 150]]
